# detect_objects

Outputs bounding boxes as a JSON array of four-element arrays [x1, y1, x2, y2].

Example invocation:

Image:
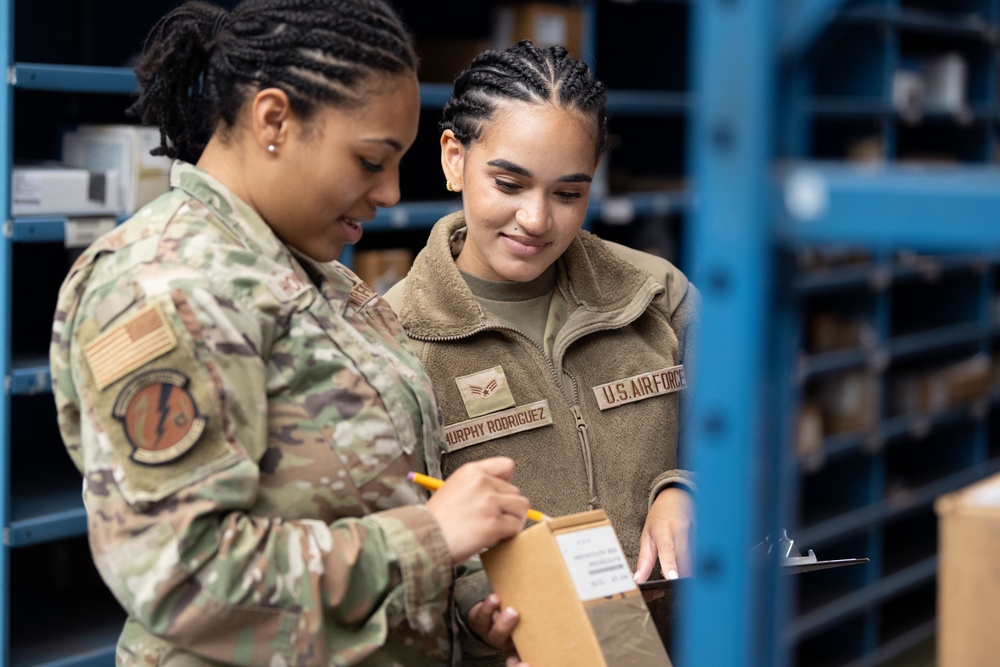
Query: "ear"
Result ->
[[249, 87, 294, 153], [440, 129, 466, 192]]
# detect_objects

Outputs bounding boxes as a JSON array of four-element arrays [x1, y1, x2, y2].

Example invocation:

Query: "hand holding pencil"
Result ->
[[408, 471, 548, 523], [414, 457, 534, 564]]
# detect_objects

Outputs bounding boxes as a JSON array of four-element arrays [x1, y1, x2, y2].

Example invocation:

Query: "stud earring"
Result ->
[[446, 180, 453, 192], [267, 144, 276, 154]]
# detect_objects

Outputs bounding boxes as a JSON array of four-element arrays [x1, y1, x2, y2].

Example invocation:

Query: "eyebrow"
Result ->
[[364, 138, 404, 152], [487, 158, 592, 184]]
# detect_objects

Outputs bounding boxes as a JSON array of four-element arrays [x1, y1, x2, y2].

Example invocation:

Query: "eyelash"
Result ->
[[494, 179, 582, 202], [361, 159, 384, 173]]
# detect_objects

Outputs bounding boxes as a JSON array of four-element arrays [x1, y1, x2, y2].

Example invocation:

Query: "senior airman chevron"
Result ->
[[592, 364, 687, 410], [454, 365, 516, 418], [444, 399, 553, 451]]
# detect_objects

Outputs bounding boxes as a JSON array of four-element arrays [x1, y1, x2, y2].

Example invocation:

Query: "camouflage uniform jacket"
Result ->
[[50, 161, 458, 666]]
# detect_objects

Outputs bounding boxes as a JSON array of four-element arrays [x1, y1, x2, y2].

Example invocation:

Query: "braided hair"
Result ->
[[440, 40, 608, 159], [128, 0, 417, 162]]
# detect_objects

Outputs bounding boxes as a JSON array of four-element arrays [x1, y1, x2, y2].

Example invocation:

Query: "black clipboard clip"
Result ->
[[637, 529, 869, 590]]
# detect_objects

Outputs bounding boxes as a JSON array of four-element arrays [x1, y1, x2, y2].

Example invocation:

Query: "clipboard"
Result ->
[[637, 530, 869, 590]]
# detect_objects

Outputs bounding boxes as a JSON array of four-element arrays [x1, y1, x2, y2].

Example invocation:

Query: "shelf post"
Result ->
[[681, 0, 779, 665], [0, 0, 14, 662]]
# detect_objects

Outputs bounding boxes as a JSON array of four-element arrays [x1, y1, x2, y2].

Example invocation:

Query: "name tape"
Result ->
[[444, 399, 553, 452]]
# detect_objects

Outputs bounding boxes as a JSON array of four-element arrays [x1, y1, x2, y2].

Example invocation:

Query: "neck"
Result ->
[[196, 135, 255, 210]]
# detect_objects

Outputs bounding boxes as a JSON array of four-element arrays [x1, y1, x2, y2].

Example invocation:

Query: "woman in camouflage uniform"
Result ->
[[50, 1, 530, 665]]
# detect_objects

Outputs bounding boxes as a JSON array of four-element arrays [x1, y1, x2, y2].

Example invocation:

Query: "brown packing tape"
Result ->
[[588, 596, 673, 667]]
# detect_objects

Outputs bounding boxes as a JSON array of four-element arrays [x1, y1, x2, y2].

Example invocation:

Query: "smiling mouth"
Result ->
[[340, 217, 361, 229]]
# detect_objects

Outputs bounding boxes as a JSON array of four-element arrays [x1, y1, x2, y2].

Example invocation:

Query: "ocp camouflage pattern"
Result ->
[[50, 161, 458, 666]]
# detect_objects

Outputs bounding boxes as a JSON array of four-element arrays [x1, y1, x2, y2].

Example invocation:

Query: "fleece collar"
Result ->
[[399, 211, 663, 339]]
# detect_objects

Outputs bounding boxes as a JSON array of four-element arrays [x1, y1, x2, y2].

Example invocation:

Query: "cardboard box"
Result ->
[[62, 125, 173, 215], [482, 509, 671, 666], [936, 472, 1000, 666], [417, 38, 492, 82], [493, 3, 584, 57], [816, 370, 878, 435], [890, 354, 991, 416], [12, 164, 121, 216], [353, 249, 413, 295]]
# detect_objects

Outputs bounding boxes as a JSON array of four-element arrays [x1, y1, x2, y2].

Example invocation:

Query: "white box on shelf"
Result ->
[[12, 164, 121, 217], [62, 125, 172, 215], [921, 52, 968, 118]]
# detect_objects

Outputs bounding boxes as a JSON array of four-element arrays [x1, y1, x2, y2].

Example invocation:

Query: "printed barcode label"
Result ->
[[555, 524, 636, 601]]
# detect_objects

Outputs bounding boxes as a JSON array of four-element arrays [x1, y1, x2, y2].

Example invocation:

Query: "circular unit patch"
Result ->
[[113, 370, 207, 465]]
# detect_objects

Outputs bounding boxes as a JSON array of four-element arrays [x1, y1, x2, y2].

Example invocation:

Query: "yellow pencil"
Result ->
[[407, 471, 549, 522]]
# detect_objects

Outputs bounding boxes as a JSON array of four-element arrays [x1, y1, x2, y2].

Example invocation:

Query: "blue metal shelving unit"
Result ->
[[680, 1, 1000, 665], [4, 0, 999, 665]]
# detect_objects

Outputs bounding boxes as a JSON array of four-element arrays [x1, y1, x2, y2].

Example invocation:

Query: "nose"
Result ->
[[369, 169, 402, 209], [514, 192, 551, 234]]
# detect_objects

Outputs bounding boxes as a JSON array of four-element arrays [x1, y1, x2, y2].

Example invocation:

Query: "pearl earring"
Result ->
[[267, 144, 276, 154]]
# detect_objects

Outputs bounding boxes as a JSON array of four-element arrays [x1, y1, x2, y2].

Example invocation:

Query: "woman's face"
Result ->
[[443, 102, 598, 282], [260, 74, 420, 262]]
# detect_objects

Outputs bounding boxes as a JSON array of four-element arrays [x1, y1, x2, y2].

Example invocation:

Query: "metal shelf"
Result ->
[[798, 458, 1000, 548], [788, 556, 938, 641], [841, 7, 998, 40], [9, 357, 51, 395], [7, 485, 86, 547]]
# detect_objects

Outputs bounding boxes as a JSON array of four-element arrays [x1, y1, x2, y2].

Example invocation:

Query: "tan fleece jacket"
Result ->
[[385, 211, 698, 544], [384, 213, 699, 659]]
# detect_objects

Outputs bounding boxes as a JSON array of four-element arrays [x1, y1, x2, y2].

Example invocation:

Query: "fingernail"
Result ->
[[633, 571, 641, 582], [488, 594, 499, 605], [666, 569, 679, 580], [504, 606, 518, 619]]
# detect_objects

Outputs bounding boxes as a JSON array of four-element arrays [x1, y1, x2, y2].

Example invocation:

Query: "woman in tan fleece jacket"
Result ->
[[384, 40, 699, 659]]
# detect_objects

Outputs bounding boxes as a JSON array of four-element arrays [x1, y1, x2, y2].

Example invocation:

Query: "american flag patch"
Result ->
[[84, 303, 178, 390]]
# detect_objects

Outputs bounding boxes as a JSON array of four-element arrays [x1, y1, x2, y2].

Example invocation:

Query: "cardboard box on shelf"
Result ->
[[62, 125, 172, 215], [890, 354, 992, 416], [12, 164, 121, 217], [417, 38, 492, 83], [493, 3, 584, 57], [816, 370, 878, 435], [481, 509, 671, 667], [936, 472, 1000, 666], [807, 313, 873, 354], [352, 249, 413, 295]]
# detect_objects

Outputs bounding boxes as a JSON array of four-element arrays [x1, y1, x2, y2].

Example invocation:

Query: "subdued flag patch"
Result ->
[[84, 303, 178, 390], [455, 365, 516, 418]]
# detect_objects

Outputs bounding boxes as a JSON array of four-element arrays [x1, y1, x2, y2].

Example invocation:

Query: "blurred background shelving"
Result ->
[[2, 0, 999, 665]]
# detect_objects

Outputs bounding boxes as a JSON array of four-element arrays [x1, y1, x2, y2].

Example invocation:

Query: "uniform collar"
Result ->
[[399, 211, 659, 338], [169, 160, 287, 259]]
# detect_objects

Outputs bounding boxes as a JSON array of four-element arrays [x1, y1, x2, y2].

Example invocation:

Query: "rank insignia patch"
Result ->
[[455, 365, 516, 418], [113, 370, 208, 465]]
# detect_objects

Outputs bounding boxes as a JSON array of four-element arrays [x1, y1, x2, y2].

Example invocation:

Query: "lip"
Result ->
[[338, 216, 365, 245], [501, 233, 550, 257]]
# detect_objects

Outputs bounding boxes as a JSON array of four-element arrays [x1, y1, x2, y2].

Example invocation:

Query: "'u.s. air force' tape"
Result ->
[[592, 365, 686, 411], [444, 399, 553, 452]]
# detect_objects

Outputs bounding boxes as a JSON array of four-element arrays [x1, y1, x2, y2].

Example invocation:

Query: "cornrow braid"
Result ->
[[128, 0, 417, 162], [440, 40, 609, 159]]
